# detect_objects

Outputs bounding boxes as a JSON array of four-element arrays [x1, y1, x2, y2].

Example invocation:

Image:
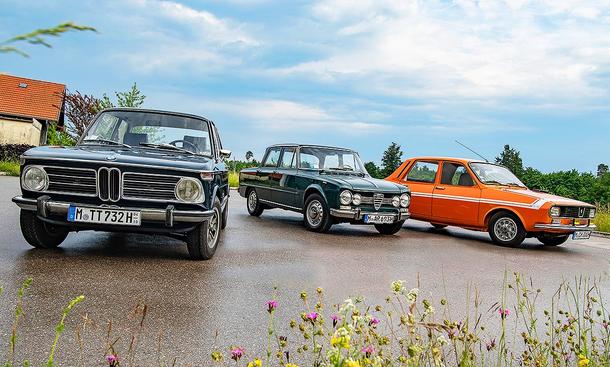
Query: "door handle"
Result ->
[[435, 186, 446, 190]]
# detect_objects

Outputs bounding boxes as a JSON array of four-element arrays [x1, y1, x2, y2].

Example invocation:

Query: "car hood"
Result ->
[[22, 145, 215, 171], [502, 188, 594, 207], [320, 173, 408, 193]]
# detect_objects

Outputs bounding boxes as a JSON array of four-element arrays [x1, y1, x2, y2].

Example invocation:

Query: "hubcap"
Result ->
[[306, 200, 324, 227], [207, 207, 220, 248], [248, 191, 258, 212], [494, 217, 517, 242]]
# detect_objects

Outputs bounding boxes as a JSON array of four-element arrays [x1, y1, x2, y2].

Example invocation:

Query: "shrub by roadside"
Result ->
[[229, 171, 239, 188], [594, 206, 610, 233], [0, 160, 20, 176], [0, 144, 32, 162]]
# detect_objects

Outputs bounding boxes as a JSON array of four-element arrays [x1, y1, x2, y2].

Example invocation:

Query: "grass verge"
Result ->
[[593, 207, 610, 233], [229, 171, 239, 188], [0, 160, 20, 176]]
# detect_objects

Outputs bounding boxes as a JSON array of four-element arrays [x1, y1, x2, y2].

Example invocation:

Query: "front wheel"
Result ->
[[303, 194, 333, 233], [488, 212, 527, 247], [375, 220, 405, 235], [537, 234, 569, 246], [186, 197, 222, 260], [19, 210, 68, 249]]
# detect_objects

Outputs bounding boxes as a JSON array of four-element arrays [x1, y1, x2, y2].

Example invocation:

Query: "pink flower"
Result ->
[[361, 345, 375, 357], [266, 300, 278, 313], [306, 312, 318, 322], [369, 317, 380, 327], [105, 355, 119, 366], [330, 314, 341, 327], [603, 321, 608, 330], [498, 308, 510, 319], [230, 347, 245, 361]]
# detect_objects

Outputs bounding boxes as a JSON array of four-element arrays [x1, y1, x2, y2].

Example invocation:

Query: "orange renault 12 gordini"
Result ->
[[386, 157, 597, 247]]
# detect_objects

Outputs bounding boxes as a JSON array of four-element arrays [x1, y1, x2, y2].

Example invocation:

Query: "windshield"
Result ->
[[81, 110, 213, 156], [470, 163, 526, 187], [298, 147, 366, 173]]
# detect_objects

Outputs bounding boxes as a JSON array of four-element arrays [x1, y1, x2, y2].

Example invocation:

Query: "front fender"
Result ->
[[302, 183, 329, 207]]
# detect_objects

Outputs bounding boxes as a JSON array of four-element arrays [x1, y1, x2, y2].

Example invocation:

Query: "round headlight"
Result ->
[[549, 206, 561, 217], [392, 196, 400, 208], [340, 190, 353, 205], [175, 177, 203, 203], [22, 166, 47, 191], [400, 193, 410, 208], [352, 193, 362, 206]]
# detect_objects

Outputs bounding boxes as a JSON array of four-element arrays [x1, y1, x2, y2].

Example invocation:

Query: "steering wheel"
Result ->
[[169, 139, 198, 152]]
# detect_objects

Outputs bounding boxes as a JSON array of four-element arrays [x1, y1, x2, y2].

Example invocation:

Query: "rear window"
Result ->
[[406, 161, 439, 183]]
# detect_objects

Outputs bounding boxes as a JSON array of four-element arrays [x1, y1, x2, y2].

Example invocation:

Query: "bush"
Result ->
[[229, 171, 239, 188], [0, 144, 33, 162], [46, 123, 76, 146], [594, 205, 610, 233]]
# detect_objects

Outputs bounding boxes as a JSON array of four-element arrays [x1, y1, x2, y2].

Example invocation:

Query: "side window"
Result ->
[[299, 151, 320, 169], [263, 148, 281, 168], [279, 148, 296, 169], [441, 162, 475, 186], [406, 161, 439, 183]]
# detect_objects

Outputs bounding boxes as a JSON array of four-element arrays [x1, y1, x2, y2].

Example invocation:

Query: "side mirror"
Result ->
[[219, 149, 232, 159]]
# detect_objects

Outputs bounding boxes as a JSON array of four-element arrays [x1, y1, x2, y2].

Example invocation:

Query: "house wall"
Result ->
[[0, 118, 42, 146]]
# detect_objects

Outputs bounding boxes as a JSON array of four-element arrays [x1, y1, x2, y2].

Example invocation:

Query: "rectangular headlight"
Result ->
[[549, 206, 561, 217], [589, 208, 596, 218]]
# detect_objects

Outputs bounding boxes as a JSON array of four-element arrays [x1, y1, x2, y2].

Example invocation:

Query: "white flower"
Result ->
[[406, 288, 419, 303], [391, 280, 406, 295]]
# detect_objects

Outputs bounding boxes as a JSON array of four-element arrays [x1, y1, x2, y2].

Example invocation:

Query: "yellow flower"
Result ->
[[247, 359, 262, 367], [343, 359, 361, 367], [578, 354, 590, 367], [286, 364, 299, 367], [330, 335, 351, 349]]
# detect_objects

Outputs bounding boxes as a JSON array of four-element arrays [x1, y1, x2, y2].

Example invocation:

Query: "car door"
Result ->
[[402, 160, 440, 219], [432, 161, 481, 226], [271, 147, 298, 208], [257, 147, 281, 201]]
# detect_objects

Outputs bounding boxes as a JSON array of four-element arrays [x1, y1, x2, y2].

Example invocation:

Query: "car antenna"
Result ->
[[455, 140, 489, 162]]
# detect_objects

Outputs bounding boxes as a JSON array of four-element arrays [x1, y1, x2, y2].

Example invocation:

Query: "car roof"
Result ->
[[407, 156, 490, 164], [100, 107, 214, 125], [268, 143, 355, 151]]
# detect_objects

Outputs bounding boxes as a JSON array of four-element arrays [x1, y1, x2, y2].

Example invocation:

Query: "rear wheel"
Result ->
[[303, 194, 333, 233], [375, 220, 405, 235], [186, 197, 221, 260], [537, 234, 569, 246], [488, 212, 527, 247], [19, 210, 68, 249], [431, 223, 448, 230], [246, 188, 265, 217]]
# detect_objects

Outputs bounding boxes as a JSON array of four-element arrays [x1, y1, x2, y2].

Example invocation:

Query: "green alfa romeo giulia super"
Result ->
[[238, 144, 411, 234]]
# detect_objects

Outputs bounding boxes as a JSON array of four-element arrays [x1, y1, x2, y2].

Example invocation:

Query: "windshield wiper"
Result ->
[[82, 138, 131, 148], [482, 180, 504, 185], [139, 142, 199, 156], [506, 182, 526, 188]]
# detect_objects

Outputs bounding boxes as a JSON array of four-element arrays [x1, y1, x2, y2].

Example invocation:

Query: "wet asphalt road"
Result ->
[[0, 175, 609, 366]]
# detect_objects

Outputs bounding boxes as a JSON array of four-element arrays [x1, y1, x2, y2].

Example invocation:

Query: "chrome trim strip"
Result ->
[[534, 223, 596, 231], [259, 198, 302, 211]]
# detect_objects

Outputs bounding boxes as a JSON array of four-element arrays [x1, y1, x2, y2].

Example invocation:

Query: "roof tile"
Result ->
[[0, 74, 65, 122]]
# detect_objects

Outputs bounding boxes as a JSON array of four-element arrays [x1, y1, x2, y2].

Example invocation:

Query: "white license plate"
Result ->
[[572, 231, 591, 240], [364, 214, 395, 224], [67, 206, 141, 226]]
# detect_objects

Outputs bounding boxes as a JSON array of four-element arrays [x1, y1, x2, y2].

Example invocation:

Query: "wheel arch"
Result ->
[[302, 184, 327, 206], [483, 207, 526, 229]]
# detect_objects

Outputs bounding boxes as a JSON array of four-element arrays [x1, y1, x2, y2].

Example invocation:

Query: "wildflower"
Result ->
[[211, 351, 223, 361], [498, 308, 510, 319], [105, 355, 119, 366], [578, 354, 590, 367], [316, 287, 323, 294], [306, 311, 318, 322], [361, 345, 375, 357], [331, 314, 341, 327], [247, 358, 262, 367], [230, 347, 245, 361], [286, 364, 299, 367], [266, 300, 278, 313], [391, 280, 405, 294], [369, 316, 380, 327], [300, 291, 307, 301], [603, 321, 608, 330], [486, 338, 496, 351], [406, 288, 419, 303], [331, 333, 351, 349], [344, 358, 361, 367]]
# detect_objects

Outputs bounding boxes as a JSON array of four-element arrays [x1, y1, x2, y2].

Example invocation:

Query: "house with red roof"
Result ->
[[0, 74, 66, 146]]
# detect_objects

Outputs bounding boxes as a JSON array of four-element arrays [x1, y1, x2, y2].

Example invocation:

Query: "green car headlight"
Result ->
[[392, 196, 400, 208], [352, 193, 362, 206], [340, 190, 353, 205]]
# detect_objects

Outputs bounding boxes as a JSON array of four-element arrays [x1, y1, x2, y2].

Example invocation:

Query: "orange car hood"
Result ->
[[502, 188, 594, 207]]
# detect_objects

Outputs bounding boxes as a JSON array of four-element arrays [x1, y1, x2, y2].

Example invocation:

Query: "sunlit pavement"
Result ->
[[0, 176, 608, 365]]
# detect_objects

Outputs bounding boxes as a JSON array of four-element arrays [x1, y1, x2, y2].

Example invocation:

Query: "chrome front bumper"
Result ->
[[12, 195, 214, 227], [534, 223, 596, 231], [330, 207, 410, 221]]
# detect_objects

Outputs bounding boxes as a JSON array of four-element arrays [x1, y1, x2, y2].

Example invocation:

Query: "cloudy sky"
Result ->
[[2, 0, 609, 172]]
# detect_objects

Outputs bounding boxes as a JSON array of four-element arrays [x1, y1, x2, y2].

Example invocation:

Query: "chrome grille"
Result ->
[[43, 167, 97, 196], [122, 172, 179, 201], [373, 193, 384, 210], [560, 206, 592, 218], [360, 194, 394, 206], [98, 167, 121, 202]]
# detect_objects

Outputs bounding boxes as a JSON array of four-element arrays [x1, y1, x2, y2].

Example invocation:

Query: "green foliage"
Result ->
[[229, 172, 239, 188], [495, 144, 524, 177], [598, 164, 609, 178], [227, 159, 259, 173], [100, 82, 146, 109], [46, 295, 85, 367], [0, 22, 96, 57], [46, 123, 76, 146], [364, 161, 382, 178], [593, 206, 610, 233], [380, 142, 403, 178], [0, 161, 20, 176]]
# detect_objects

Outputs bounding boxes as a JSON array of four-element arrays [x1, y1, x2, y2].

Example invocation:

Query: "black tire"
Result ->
[[431, 223, 448, 230], [303, 193, 333, 233], [537, 234, 569, 246], [375, 220, 405, 235], [19, 210, 68, 249], [488, 211, 527, 247], [186, 197, 222, 260], [246, 188, 264, 217], [221, 198, 229, 229]]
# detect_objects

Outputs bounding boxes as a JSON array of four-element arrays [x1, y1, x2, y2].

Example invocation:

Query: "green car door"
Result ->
[[271, 146, 299, 209], [257, 146, 281, 201]]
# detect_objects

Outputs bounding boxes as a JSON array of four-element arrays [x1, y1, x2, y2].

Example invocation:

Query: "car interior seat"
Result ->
[[458, 172, 474, 186]]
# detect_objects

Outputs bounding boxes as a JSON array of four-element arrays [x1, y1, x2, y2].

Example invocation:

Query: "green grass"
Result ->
[[593, 207, 610, 233], [0, 160, 20, 176], [229, 171, 239, 188]]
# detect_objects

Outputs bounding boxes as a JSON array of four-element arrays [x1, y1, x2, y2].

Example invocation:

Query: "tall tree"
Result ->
[[0, 22, 96, 57], [100, 82, 146, 109], [380, 142, 403, 178], [245, 151, 253, 161], [495, 144, 524, 177], [598, 163, 609, 178], [364, 161, 382, 179], [64, 91, 103, 137]]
